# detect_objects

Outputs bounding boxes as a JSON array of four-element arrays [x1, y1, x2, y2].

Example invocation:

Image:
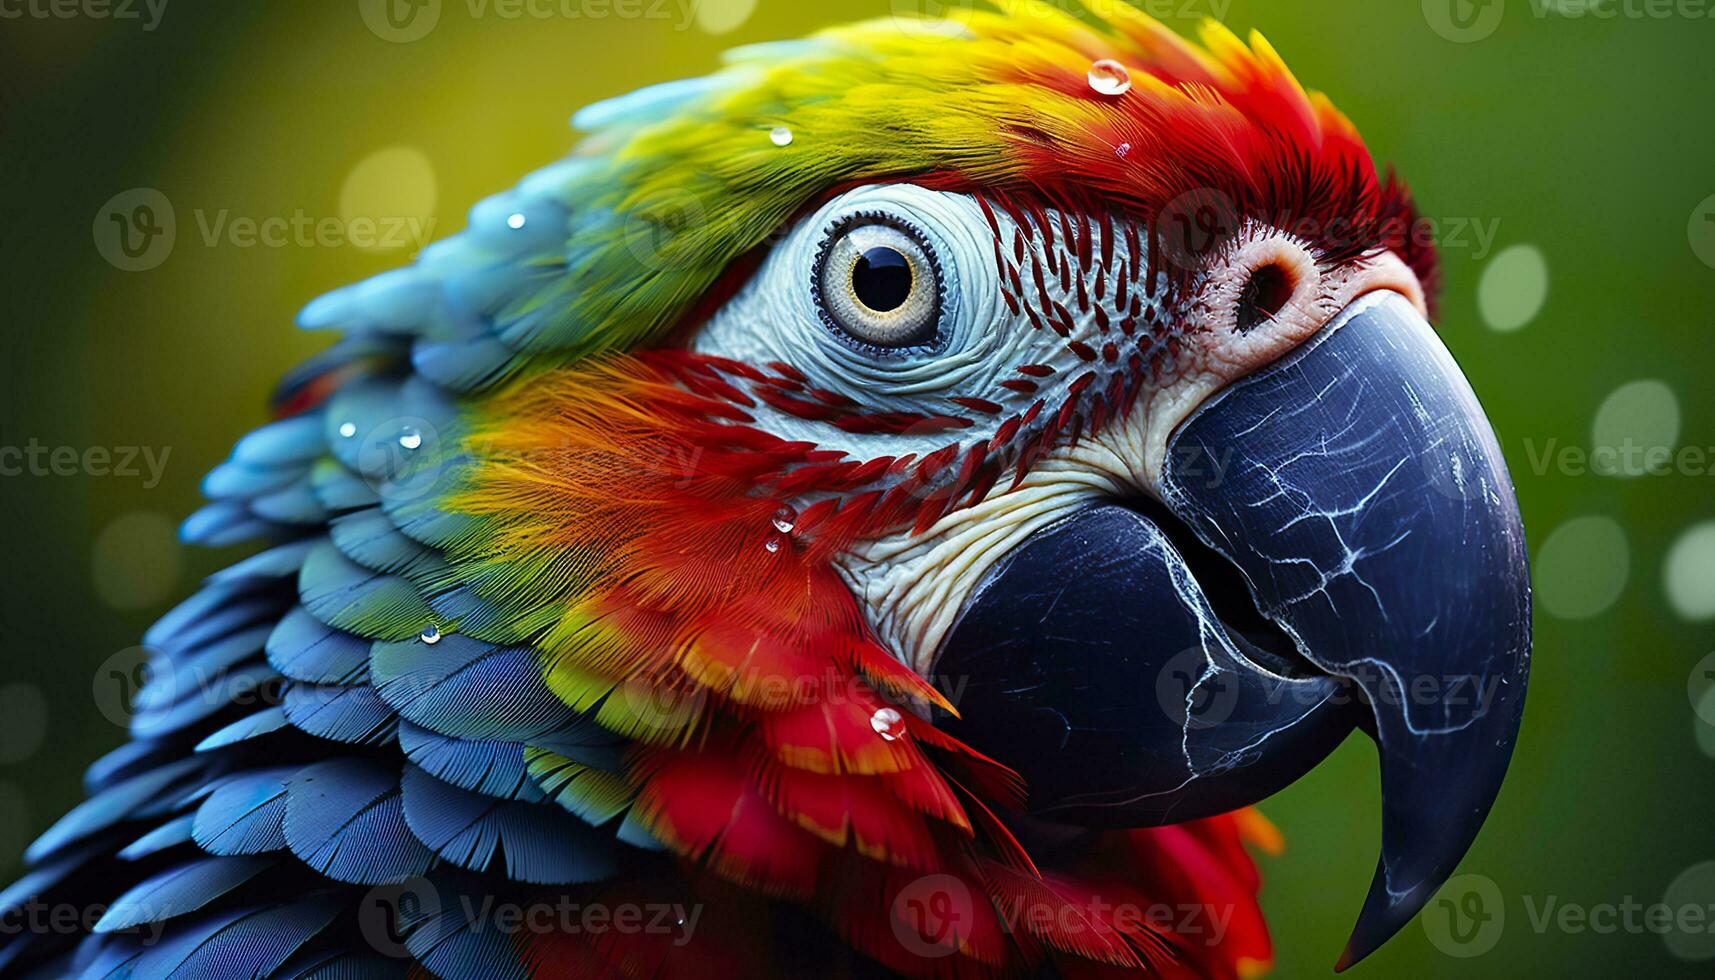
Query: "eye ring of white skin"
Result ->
[[815, 218, 942, 352], [692, 184, 1072, 460]]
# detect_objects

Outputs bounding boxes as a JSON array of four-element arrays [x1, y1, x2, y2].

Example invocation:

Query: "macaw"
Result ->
[[0, 5, 1531, 979]]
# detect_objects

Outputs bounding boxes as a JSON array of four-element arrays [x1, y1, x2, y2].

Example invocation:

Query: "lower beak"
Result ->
[[935, 291, 1531, 969]]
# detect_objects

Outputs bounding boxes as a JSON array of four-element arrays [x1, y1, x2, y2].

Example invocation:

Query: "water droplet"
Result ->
[[769, 125, 794, 147], [506, 212, 527, 230], [870, 707, 904, 741], [1087, 59, 1132, 97], [420, 625, 442, 645], [338, 422, 357, 439], [772, 504, 797, 535], [764, 537, 782, 554], [1115, 142, 1132, 159], [398, 426, 424, 451]]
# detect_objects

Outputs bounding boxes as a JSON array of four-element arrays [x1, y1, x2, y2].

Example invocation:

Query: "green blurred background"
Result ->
[[2, 0, 1714, 976]]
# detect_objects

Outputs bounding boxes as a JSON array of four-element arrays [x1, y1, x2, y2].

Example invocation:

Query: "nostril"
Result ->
[[1235, 261, 1296, 333]]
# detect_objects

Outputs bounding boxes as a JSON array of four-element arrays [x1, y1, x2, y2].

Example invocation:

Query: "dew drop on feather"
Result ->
[[420, 625, 442, 645], [870, 707, 904, 741], [772, 505, 797, 534], [506, 212, 527, 229], [398, 427, 423, 451], [1115, 142, 1132, 159], [337, 422, 357, 439], [769, 125, 794, 147], [764, 537, 782, 554], [1088, 60, 1132, 97]]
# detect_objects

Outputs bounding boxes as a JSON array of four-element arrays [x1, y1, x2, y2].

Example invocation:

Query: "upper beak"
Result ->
[[934, 291, 1531, 969]]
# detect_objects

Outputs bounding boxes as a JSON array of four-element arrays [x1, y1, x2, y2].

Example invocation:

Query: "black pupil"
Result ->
[[1235, 262, 1294, 333], [852, 247, 913, 313]]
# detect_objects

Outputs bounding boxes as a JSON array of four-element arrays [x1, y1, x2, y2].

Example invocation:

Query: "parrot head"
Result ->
[[6, 5, 1529, 979], [413, 5, 1528, 970]]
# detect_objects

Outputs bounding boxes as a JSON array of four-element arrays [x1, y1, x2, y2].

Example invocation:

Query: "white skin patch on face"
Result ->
[[692, 182, 1426, 678]]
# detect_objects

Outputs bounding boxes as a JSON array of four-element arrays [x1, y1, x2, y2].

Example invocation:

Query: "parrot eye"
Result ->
[[813, 216, 944, 352]]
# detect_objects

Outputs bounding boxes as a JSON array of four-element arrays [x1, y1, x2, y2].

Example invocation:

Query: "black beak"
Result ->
[[934, 292, 1531, 969]]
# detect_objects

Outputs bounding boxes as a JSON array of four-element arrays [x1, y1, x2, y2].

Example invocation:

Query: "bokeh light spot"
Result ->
[[1534, 515, 1628, 619], [1590, 379, 1680, 478], [338, 146, 438, 252], [695, 0, 758, 34], [1665, 522, 1715, 621], [1694, 688, 1715, 759], [91, 511, 181, 611], [1478, 243, 1549, 332], [1663, 861, 1715, 960]]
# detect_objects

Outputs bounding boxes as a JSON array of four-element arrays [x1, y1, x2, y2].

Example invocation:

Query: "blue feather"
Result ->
[[195, 707, 290, 753], [205, 540, 318, 587], [180, 500, 280, 548], [282, 684, 398, 746], [192, 768, 296, 856], [251, 479, 331, 525], [26, 758, 204, 864], [298, 541, 433, 641], [202, 458, 306, 501], [309, 458, 382, 512], [83, 739, 172, 794], [232, 416, 325, 468], [283, 760, 433, 886], [400, 765, 617, 885], [401, 876, 530, 980], [396, 722, 543, 802], [328, 509, 446, 581], [95, 856, 275, 933], [127, 898, 341, 979], [266, 607, 370, 686], [130, 662, 281, 740], [370, 634, 589, 746], [117, 815, 197, 861]]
